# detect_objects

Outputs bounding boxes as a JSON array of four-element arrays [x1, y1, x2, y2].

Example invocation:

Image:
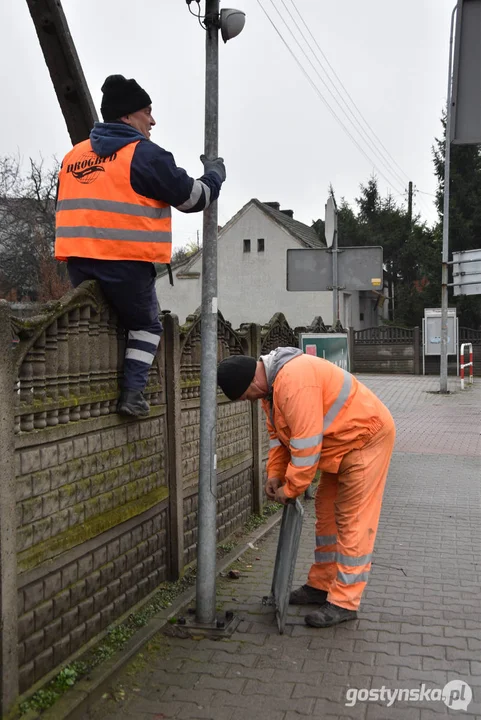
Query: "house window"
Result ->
[[257, 238, 265, 252], [360, 313, 364, 322], [243, 239, 251, 253]]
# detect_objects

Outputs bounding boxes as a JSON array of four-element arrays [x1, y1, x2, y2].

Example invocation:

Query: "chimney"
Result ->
[[264, 201, 280, 211], [280, 209, 294, 218]]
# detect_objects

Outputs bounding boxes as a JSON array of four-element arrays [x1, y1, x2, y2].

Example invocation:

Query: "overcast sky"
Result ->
[[2, 0, 454, 248]]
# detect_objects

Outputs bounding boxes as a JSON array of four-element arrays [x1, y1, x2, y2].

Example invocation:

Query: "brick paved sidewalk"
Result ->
[[86, 377, 481, 720]]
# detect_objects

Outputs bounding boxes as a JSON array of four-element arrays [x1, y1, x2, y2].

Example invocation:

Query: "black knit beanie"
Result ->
[[100, 75, 152, 122], [217, 356, 257, 401]]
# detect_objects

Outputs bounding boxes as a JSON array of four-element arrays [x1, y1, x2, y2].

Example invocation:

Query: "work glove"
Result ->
[[200, 154, 226, 183]]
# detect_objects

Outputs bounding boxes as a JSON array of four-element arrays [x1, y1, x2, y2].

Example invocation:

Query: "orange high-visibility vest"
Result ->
[[55, 140, 172, 263]]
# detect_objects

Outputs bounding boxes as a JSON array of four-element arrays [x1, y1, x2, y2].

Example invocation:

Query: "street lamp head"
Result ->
[[220, 8, 245, 42]]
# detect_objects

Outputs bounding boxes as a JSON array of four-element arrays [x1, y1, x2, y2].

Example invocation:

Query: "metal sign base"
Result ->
[[166, 610, 241, 639], [263, 499, 304, 634]]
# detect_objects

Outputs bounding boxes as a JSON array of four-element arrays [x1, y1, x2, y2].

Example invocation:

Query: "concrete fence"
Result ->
[[1, 286, 478, 712], [0, 284, 300, 713], [351, 326, 421, 375]]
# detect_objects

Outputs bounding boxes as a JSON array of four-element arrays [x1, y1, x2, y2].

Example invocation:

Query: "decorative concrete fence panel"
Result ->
[[352, 326, 421, 375], [6, 283, 170, 697]]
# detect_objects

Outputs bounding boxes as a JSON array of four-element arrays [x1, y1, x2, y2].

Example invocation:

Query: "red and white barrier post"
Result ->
[[460, 343, 474, 390]]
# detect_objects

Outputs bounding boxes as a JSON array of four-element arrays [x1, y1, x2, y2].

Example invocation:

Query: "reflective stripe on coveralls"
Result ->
[[288, 370, 352, 468], [125, 329, 161, 370], [308, 413, 396, 610]]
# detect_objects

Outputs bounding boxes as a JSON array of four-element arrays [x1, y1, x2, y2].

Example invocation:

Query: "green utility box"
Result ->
[[299, 333, 350, 371]]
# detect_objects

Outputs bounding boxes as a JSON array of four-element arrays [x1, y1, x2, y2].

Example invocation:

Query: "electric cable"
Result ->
[[257, 0, 405, 195], [280, 0, 408, 190], [289, 0, 413, 187]]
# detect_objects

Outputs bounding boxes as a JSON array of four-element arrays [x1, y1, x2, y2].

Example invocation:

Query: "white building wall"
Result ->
[[156, 204, 333, 328], [216, 205, 332, 329], [156, 268, 201, 322]]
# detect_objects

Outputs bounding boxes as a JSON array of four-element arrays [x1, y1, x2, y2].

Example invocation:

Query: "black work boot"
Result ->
[[289, 584, 328, 605], [304, 601, 357, 628], [117, 390, 150, 417]]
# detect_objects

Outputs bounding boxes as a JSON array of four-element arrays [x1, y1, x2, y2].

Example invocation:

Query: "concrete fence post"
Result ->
[[246, 324, 264, 514], [0, 301, 19, 714], [414, 326, 421, 375], [162, 313, 184, 579], [348, 327, 355, 373]]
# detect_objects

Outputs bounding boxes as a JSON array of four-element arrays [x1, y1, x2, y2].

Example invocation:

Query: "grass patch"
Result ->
[[16, 571, 196, 718], [244, 502, 282, 532], [16, 501, 283, 718]]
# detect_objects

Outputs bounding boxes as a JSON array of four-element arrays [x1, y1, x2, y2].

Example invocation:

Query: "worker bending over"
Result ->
[[217, 348, 395, 628]]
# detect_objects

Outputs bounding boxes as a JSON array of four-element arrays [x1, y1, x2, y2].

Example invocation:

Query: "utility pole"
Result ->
[[25, 0, 97, 144], [440, 5, 458, 394], [407, 181, 413, 228], [325, 196, 339, 325], [196, 0, 220, 626]]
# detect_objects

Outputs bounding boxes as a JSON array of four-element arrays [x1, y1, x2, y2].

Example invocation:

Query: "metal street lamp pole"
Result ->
[[196, 0, 220, 625], [440, 5, 458, 393]]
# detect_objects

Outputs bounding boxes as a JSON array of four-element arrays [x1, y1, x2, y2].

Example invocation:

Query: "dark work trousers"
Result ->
[[67, 258, 162, 392]]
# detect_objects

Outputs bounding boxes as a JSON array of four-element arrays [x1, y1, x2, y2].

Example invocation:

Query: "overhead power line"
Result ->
[[256, 0, 405, 195], [288, 0, 413, 188], [280, 0, 408, 191]]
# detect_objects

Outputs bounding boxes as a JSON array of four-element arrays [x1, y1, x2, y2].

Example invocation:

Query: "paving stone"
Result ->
[[293, 680, 346, 703], [312, 698, 368, 719], [146, 670, 200, 689], [179, 660, 227, 678], [243, 678, 295, 698], [196, 675, 246, 695], [161, 687, 216, 706], [176, 705, 235, 720], [225, 665, 275, 682], [365, 705, 421, 719], [211, 690, 314, 715], [350, 662, 398, 682], [211, 651, 258, 668]]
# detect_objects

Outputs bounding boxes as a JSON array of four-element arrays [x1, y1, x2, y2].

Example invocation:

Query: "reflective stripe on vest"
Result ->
[[56, 198, 171, 219], [55, 139, 172, 263], [56, 227, 171, 244]]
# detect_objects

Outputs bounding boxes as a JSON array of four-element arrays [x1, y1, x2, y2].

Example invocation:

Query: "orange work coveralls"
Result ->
[[261, 348, 395, 611]]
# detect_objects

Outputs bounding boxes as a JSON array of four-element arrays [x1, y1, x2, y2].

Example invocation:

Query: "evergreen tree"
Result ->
[[433, 115, 481, 328], [313, 178, 440, 327]]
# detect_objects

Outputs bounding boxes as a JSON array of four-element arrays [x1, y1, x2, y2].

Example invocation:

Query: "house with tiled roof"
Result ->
[[156, 199, 386, 330]]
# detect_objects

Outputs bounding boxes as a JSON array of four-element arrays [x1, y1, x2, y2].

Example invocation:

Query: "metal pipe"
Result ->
[[332, 239, 339, 325], [196, 0, 220, 625], [440, 4, 458, 393]]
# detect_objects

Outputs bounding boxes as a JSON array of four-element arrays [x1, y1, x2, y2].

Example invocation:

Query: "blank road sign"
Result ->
[[287, 246, 383, 292], [452, 248, 481, 296], [451, 0, 481, 144]]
